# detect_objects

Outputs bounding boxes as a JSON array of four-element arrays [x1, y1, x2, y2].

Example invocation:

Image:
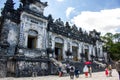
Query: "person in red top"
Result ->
[[105, 67, 109, 77]]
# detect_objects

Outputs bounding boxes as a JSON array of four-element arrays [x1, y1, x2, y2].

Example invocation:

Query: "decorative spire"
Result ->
[[1, 0, 14, 17], [79, 27, 83, 33], [72, 24, 78, 31], [65, 22, 70, 29], [48, 14, 54, 23], [5, 0, 14, 8]]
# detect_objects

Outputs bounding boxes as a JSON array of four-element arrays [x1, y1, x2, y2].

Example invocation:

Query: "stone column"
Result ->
[[51, 36, 55, 57], [88, 45, 92, 61], [63, 40, 67, 59], [78, 43, 82, 60], [19, 22, 24, 47], [100, 45, 103, 57], [93, 46, 95, 56], [24, 32, 28, 48]]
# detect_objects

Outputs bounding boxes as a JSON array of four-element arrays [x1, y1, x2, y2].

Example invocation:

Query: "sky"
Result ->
[[0, 0, 120, 35]]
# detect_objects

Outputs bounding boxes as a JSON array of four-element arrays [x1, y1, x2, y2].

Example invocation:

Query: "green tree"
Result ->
[[101, 32, 113, 48], [101, 33, 120, 60], [110, 42, 120, 60], [113, 33, 120, 43]]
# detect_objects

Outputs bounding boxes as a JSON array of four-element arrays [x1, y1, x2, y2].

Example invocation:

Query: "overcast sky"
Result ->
[[0, 0, 120, 35]]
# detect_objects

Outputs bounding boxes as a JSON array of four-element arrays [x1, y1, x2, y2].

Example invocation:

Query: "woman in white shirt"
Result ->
[[83, 65, 89, 78]]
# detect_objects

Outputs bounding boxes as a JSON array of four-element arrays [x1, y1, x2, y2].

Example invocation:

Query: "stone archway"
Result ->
[[27, 29, 38, 49], [72, 42, 78, 61], [54, 37, 64, 61]]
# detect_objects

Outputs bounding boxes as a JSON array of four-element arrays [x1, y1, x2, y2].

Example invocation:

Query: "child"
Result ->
[[105, 67, 109, 77]]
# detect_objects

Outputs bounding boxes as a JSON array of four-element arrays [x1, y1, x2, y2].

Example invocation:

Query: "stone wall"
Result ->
[[0, 19, 19, 77], [0, 60, 7, 77]]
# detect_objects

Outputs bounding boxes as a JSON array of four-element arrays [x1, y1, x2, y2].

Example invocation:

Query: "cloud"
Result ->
[[66, 7, 75, 18], [56, 0, 64, 2], [71, 8, 120, 35]]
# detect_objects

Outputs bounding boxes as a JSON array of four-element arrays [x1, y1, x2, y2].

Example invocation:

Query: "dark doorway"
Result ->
[[55, 47, 59, 60], [27, 36, 36, 49], [55, 43, 63, 61], [72, 46, 78, 61], [85, 49, 89, 61]]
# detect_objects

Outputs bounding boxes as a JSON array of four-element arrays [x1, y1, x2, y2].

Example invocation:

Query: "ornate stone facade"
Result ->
[[0, 0, 107, 77]]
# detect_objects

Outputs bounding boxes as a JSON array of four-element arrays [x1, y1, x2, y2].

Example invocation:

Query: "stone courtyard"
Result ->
[[0, 69, 118, 80]]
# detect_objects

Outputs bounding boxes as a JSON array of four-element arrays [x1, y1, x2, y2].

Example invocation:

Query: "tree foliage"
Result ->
[[101, 33, 120, 60]]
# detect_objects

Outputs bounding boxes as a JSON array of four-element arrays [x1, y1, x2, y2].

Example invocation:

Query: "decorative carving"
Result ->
[[28, 30, 38, 37], [48, 19, 102, 43], [19, 23, 25, 47], [1, 0, 20, 23], [65, 22, 70, 29], [48, 35, 52, 47], [72, 24, 78, 31], [79, 27, 83, 33], [55, 18, 64, 27], [48, 14, 54, 24], [55, 37, 64, 44], [72, 41, 78, 47]]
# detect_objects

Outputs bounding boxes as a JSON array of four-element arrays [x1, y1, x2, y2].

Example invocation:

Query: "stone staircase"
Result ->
[[50, 58, 106, 75], [93, 61, 106, 68], [50, 58, 67, 75], [62, 60, 105, 74]]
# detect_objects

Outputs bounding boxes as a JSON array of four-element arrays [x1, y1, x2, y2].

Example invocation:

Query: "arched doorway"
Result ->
[[72, 42, 78, 61], [54, 37, 64, 61], [27, 29, 38, 49]]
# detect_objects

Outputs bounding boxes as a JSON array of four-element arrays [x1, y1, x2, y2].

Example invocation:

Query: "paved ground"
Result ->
[[0, 69, 119, 80]]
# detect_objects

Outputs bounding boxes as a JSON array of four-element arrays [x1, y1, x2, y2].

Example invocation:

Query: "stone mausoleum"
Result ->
[[0, 0, 108, 77]]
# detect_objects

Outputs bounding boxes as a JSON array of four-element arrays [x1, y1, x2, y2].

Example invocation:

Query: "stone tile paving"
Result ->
[[0, 69, 119, 80]]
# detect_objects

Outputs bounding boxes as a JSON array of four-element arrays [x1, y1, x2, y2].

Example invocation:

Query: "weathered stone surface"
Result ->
[[0, 0, 107, 77]]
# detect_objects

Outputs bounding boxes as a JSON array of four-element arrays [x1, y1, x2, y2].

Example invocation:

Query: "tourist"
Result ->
[[108, 64, 112, 77], [105, 67, 109, 77], [88, 65, 92, 77], [69, 66, 75, 80], [58, 67, 62, 77], [115, 60, 120, 80], [83, 65, 89, 78], [66, 63, 70, 74], [74, 68, 80, 78]]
